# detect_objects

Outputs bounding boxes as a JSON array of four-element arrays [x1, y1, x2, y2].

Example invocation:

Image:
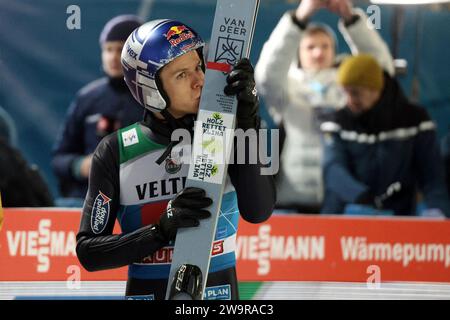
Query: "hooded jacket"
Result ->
[[255, 8, 394, 208]]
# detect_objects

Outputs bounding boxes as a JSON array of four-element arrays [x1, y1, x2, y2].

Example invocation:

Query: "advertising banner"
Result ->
[[1, 209, 449, 283]]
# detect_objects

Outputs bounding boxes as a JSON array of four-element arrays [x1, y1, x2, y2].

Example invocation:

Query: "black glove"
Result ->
[[159, 187, 212, 241], [355, 183, 403, 210], [224, 58, 260, 130], [355, 191, 378, 208]]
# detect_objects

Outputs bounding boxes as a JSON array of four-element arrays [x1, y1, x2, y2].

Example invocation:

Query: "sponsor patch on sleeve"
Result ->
[[122, 128, 139, 147], [90, 190, 111, 234]]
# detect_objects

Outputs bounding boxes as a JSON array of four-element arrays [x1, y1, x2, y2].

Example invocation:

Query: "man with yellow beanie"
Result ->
[[337, 54, 384, 115], [320, 54, 450, 217]]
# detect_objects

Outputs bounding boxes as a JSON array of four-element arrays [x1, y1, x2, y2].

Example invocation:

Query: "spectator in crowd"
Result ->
[[442, 132, 450, 198], [0, 193, 3, 230], [0, 105, 17, 147], [255, 0, 394, 213], [320, 54, 450, 217], [52, 15, 143, 199], [0, 107, 54, 207], [0, 108, 5, 227]]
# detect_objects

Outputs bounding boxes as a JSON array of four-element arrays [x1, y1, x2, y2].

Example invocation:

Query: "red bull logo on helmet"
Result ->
[[165, 25, 187, 40], [165, 25, 195, 47]]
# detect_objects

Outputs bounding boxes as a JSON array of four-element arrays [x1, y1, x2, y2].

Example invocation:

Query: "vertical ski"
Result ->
[[166, 0, 260, 300]]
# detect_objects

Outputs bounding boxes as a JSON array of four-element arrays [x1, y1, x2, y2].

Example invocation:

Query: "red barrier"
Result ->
[[0, 208, 125, 281], [1, 209, 449, 282], [236, 215, 450, 282]]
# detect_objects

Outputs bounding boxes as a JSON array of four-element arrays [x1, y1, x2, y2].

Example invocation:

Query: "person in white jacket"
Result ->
[[255, 0, 395, 213]]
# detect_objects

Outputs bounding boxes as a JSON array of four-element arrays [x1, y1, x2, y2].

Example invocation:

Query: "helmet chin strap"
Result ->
[[154, 70, 195, 136], [151, 108, 195, 166], [152, 46, 204, 131], [149, 56, 200, 165]]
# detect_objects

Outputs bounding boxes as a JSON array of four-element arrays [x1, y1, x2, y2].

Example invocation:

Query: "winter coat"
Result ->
[[255, 8, 394, 208], [320, 74, 450, 216], [52, 77, 143, 198], [0, 138, 54, 207]]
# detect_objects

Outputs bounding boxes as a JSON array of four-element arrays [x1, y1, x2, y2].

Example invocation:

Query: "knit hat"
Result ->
[[337, 54, 384, 91], [99, 15, 143, 45]]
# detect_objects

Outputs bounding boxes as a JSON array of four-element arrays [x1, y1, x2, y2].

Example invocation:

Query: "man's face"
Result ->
[[299, 32, 335, 71], [101, 41, 125, 78], [159, 50, 204, 119], [342, 85, 382, 115]]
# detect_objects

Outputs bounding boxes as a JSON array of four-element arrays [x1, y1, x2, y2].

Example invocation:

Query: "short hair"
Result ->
[[301, 23, 338, 50]]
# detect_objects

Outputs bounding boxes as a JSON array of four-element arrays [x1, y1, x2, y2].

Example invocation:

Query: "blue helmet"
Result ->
[[121, 19, 205, 113]]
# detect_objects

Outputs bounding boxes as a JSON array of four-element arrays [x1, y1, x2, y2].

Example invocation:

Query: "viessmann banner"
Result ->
[[0, 209, 449, 282]]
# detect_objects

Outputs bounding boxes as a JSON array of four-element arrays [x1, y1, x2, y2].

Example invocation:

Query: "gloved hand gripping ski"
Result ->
[[166, 0, 261, 300], [159, 187, 212, 241], [224, 58, 259, 130]]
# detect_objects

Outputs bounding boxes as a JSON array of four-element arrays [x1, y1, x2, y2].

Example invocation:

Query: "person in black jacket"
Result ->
[[442, 132, 450, 198], [52, 15, 144, 199], [0, 107, 53, 207], [320, 54, 450, 216]]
